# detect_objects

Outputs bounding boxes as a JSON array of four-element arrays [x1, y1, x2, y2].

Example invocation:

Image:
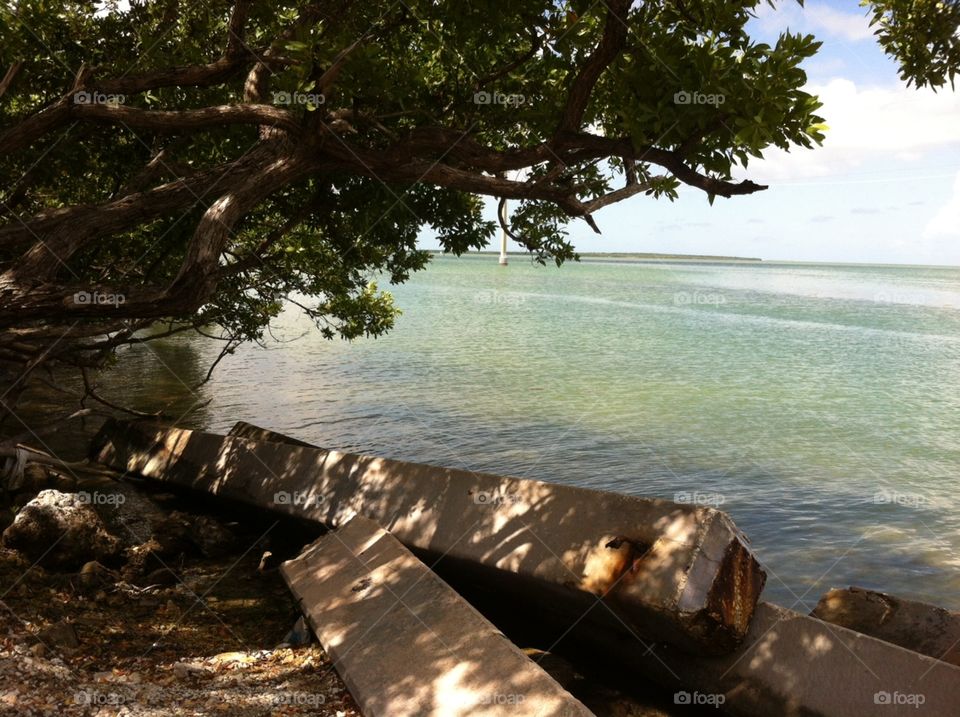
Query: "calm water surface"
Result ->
[[107, 256, 960, 610]]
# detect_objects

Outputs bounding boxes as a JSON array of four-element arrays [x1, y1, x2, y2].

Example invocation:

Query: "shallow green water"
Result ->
[[109, 255, 960, 609]]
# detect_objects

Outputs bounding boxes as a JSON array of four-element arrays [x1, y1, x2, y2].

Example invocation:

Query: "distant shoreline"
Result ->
[[435, 250, 763, 263], [579, 252, 762, 263]]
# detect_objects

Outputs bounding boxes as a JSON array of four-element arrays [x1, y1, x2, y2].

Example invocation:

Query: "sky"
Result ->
[[419, 1, 960, 265]]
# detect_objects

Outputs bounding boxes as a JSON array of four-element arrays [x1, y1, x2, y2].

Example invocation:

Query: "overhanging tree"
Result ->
[[0, 0, 957, 422]]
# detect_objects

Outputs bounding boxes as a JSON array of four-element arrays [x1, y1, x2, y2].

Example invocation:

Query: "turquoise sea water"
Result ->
[[110, 255, 960, 610]]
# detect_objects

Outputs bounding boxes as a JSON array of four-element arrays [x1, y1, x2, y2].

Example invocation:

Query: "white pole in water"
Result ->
[[498, 199, 509, 266]]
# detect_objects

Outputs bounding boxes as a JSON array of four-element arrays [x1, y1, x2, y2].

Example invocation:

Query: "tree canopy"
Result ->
[[0, 0, 957, 419]]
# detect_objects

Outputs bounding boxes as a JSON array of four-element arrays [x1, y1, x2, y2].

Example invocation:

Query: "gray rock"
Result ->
[[1, 490, 122, 569], [38, 620, 80, 649], [189, 514, 238, 558], [78, 560, 118, 590], [279, 615, 313, 648], [121, 538, 168, 580], [137, 567, 179, 588], [173, 661, 212, 679], [10, 463, 49, 493], [85, 479, 167, 546], [153, 510, 238, 559]]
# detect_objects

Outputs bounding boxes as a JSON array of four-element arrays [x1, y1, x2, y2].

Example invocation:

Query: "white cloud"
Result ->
[[805, 5, 874, 42], [924, 171, 960, 238], [753, 1, 873, 42], [738, 78, 960, 182]]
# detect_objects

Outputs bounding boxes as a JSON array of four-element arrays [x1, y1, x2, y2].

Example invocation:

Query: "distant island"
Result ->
[[577, 252, 762, 262], [439, 250, 763, 262]]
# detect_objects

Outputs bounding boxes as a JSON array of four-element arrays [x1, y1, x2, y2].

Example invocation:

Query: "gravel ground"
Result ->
[[0, 544, 360, 716]]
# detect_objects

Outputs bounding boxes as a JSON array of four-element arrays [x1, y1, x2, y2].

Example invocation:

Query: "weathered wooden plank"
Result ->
[[91, 419, 765, 654], [281, 515, 594, 717]]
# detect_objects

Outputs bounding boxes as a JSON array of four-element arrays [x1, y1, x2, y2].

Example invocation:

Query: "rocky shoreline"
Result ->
[[0, 466, 361, 717], [4, 430, 959, 716], [1, 447, 716, 716]]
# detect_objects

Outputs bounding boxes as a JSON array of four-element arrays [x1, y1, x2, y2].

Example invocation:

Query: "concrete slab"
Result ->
[[570, 601, 960, 716], [90, 419, 765, 654], [227, 421, 316, 447], [812, 586, 960, 667], [280, 515, 594, 717]]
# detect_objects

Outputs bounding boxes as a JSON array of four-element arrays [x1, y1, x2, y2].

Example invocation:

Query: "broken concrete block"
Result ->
[[812, 586, 960, 667], [281, 515, 594, 717], [568, 601, 960, 717], [91, 420, 765, 654]]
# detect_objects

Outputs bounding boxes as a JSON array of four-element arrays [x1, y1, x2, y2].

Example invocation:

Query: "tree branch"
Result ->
[[0, 61, 23, 99], [475, 27, 544, 88], [94, 53, 266, 96], [0, 141, 316, 325], [0, 131, 314, 281], [0, 97, 72, 156], [555, 0, 633, 135], [226, 0, 252, 58], [80, 367, 162, 418], [71, 102, 300, 135], [583, 179, 655, 213], [330, 129, 766, 201], [167, 140, 313, 300]]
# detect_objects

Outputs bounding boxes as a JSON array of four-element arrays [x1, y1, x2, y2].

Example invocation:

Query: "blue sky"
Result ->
[[420, 1, 960, 265]]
